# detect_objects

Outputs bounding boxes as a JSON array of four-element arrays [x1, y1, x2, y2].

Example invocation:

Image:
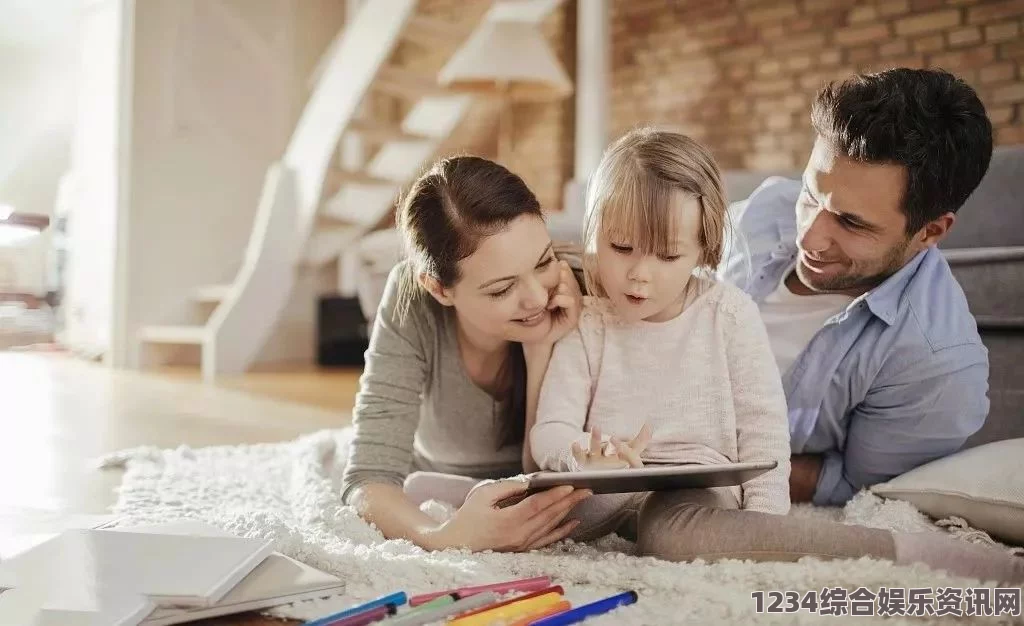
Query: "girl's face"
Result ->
[[596, 191, 703, 323], [435, 214, 561, 345]]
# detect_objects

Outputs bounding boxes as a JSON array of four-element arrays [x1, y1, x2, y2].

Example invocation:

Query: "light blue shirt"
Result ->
[[721, 178, 990, 506]]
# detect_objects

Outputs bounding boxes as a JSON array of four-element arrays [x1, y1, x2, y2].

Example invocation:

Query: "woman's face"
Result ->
[[439, 214, 560, 345]]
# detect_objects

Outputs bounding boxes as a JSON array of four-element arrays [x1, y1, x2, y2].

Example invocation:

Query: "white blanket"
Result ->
[[98, 429, 1021, 624]]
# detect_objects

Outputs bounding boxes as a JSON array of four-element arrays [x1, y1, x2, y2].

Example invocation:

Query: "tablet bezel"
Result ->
[[525, 460, 778, 494]]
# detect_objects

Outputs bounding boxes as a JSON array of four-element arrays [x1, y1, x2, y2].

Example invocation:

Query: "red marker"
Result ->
[[409, 576, 551, 606]]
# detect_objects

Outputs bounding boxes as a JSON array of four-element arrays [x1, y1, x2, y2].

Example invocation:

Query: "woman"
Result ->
[[342, 156, 590, 552]]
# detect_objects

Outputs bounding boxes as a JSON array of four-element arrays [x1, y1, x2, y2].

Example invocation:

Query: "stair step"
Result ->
[[304, 227, 365, 267], [373, 65, 449, 100], [315, 212, 357, 229], [192, 284, 232, 304], [309, 96, 472, 266], [138, 325, 207, 345], [401, 14, 473, 49], [348, 119, 429, 143], [326, 167, 398, 188]]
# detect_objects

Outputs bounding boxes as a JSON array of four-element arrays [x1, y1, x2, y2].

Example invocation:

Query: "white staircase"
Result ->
[[137, 0, 565, 381], [137, 0, 480, 381]]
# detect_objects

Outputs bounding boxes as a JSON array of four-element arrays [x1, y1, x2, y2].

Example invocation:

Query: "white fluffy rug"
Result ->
[[98, 429, 1023, 624]]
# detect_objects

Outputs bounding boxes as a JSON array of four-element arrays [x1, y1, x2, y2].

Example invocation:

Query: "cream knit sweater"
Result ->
[[531, 280, 792, 514]]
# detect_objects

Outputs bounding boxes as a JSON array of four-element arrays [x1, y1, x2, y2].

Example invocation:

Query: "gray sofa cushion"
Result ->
[[964, 331, 1024, 448], [945, 247, 1024, 447], [943, 247, 1024, 326], [941, 146, 1024, 448], [942, 146, 1024, 249]]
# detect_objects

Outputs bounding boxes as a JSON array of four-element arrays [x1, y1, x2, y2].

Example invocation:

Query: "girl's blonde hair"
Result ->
[[582, 127, 730, 298]]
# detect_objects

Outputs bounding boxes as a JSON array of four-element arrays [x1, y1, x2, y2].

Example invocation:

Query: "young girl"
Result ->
[[529, 127, 791, 539]]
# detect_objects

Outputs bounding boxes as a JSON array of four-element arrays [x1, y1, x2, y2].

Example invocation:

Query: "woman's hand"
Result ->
[[528, 260, 582, 350], [428, 479, 591, 552], [570, 424, 653, 470]]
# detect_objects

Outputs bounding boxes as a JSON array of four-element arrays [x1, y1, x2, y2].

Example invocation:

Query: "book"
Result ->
[[0, 527, 274, 608], [0, 585, 155, 626], [0, 508, 120, 561], [115, 521, 345, 626]]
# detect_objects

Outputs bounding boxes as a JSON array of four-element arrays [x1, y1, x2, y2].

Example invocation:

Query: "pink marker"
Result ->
[[409, 576, 551, 607]]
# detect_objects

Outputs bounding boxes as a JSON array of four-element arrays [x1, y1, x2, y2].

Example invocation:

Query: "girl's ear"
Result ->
[[418, 272, 455, 306]]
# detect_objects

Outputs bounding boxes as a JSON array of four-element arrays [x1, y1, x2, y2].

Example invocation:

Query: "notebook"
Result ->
[[0, 508, 120, 561], [0, 585, 154, 626], [117, 522, 345, 626], [0, 528, 274, 608]]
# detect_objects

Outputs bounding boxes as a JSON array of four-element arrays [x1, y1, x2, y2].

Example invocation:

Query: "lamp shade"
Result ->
[[439, 20, 572, 102]]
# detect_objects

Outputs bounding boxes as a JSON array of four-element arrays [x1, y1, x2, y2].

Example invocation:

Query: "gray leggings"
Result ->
[[402, 471, 897, 563]]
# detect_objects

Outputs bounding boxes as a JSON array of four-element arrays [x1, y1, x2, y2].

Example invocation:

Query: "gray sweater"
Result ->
[[341, 261, 523, 503]]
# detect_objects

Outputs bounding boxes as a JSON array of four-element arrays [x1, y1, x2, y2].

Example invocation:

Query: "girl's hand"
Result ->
[[430, 479, 591, 552], [529, 260, 582, 348], [571, 424, 653, 470]]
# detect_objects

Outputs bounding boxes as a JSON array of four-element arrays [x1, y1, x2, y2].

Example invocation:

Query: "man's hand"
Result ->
[[789, 454, 823, 503]]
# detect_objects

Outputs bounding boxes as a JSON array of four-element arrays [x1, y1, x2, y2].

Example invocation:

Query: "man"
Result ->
[[721, 68, 993, 506]]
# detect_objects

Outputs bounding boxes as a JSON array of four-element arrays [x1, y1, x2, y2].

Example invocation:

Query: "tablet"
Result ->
[[498, 461, 778, 507]]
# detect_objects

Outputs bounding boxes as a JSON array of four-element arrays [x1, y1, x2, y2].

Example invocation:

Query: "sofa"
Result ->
[[353, 146, 1024, 448]]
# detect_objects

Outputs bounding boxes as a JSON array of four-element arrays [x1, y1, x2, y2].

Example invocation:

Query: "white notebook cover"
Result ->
[[0, 586, 155, 626], [0, 509, 120, 561], [0, 528, 274, 608], [116, 522, 345, 626]]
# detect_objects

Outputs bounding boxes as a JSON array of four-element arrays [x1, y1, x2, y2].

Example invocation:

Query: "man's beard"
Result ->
[[797, 238, 911, 294]]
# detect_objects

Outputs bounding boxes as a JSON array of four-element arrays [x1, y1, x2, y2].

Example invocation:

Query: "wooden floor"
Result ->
[[0, 352, 362, 624]]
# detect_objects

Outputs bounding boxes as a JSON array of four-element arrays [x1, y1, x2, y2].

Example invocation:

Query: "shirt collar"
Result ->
[[862, 247, 933, 326]]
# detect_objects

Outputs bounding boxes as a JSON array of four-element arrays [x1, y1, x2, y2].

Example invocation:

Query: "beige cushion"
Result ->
[[870, 438, 1024, 545]]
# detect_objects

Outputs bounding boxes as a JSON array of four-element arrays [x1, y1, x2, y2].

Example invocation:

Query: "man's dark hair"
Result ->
[[810, 68, 993, 235]]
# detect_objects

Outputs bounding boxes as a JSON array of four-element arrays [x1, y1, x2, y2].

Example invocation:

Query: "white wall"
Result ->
[[120, 0, 346, 367], [0, 1, 78, 297], [61, 0, 124, 356]]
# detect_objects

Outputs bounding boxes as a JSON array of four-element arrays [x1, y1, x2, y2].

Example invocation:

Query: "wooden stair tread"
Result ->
[[373, 65, 449, 99], [315, 213, 360, 230], [401, 14, 474, 49], [326, 167, 399, 188], [192, 285, 232, 304], [348, 119, 429, 143], [139, 325, 207, 344]]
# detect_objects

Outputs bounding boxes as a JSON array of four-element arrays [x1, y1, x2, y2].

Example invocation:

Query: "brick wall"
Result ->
[[611, 0, 1024, 173], [505, 2, 576, 212]]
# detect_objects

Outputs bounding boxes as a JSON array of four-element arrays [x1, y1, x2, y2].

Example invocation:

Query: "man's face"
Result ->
[[794, 138, 922, 296]]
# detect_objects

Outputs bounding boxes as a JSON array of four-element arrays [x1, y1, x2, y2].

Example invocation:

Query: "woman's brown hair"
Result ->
[[394, 155, 543, 450]]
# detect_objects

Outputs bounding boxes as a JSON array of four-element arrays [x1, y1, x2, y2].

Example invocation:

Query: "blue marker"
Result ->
[[529, 590, 638, 626], [303, 591, 408, 626]]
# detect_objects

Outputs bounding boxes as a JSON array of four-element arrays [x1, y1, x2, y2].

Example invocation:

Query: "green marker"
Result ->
[[405, 594, 456, 614]]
